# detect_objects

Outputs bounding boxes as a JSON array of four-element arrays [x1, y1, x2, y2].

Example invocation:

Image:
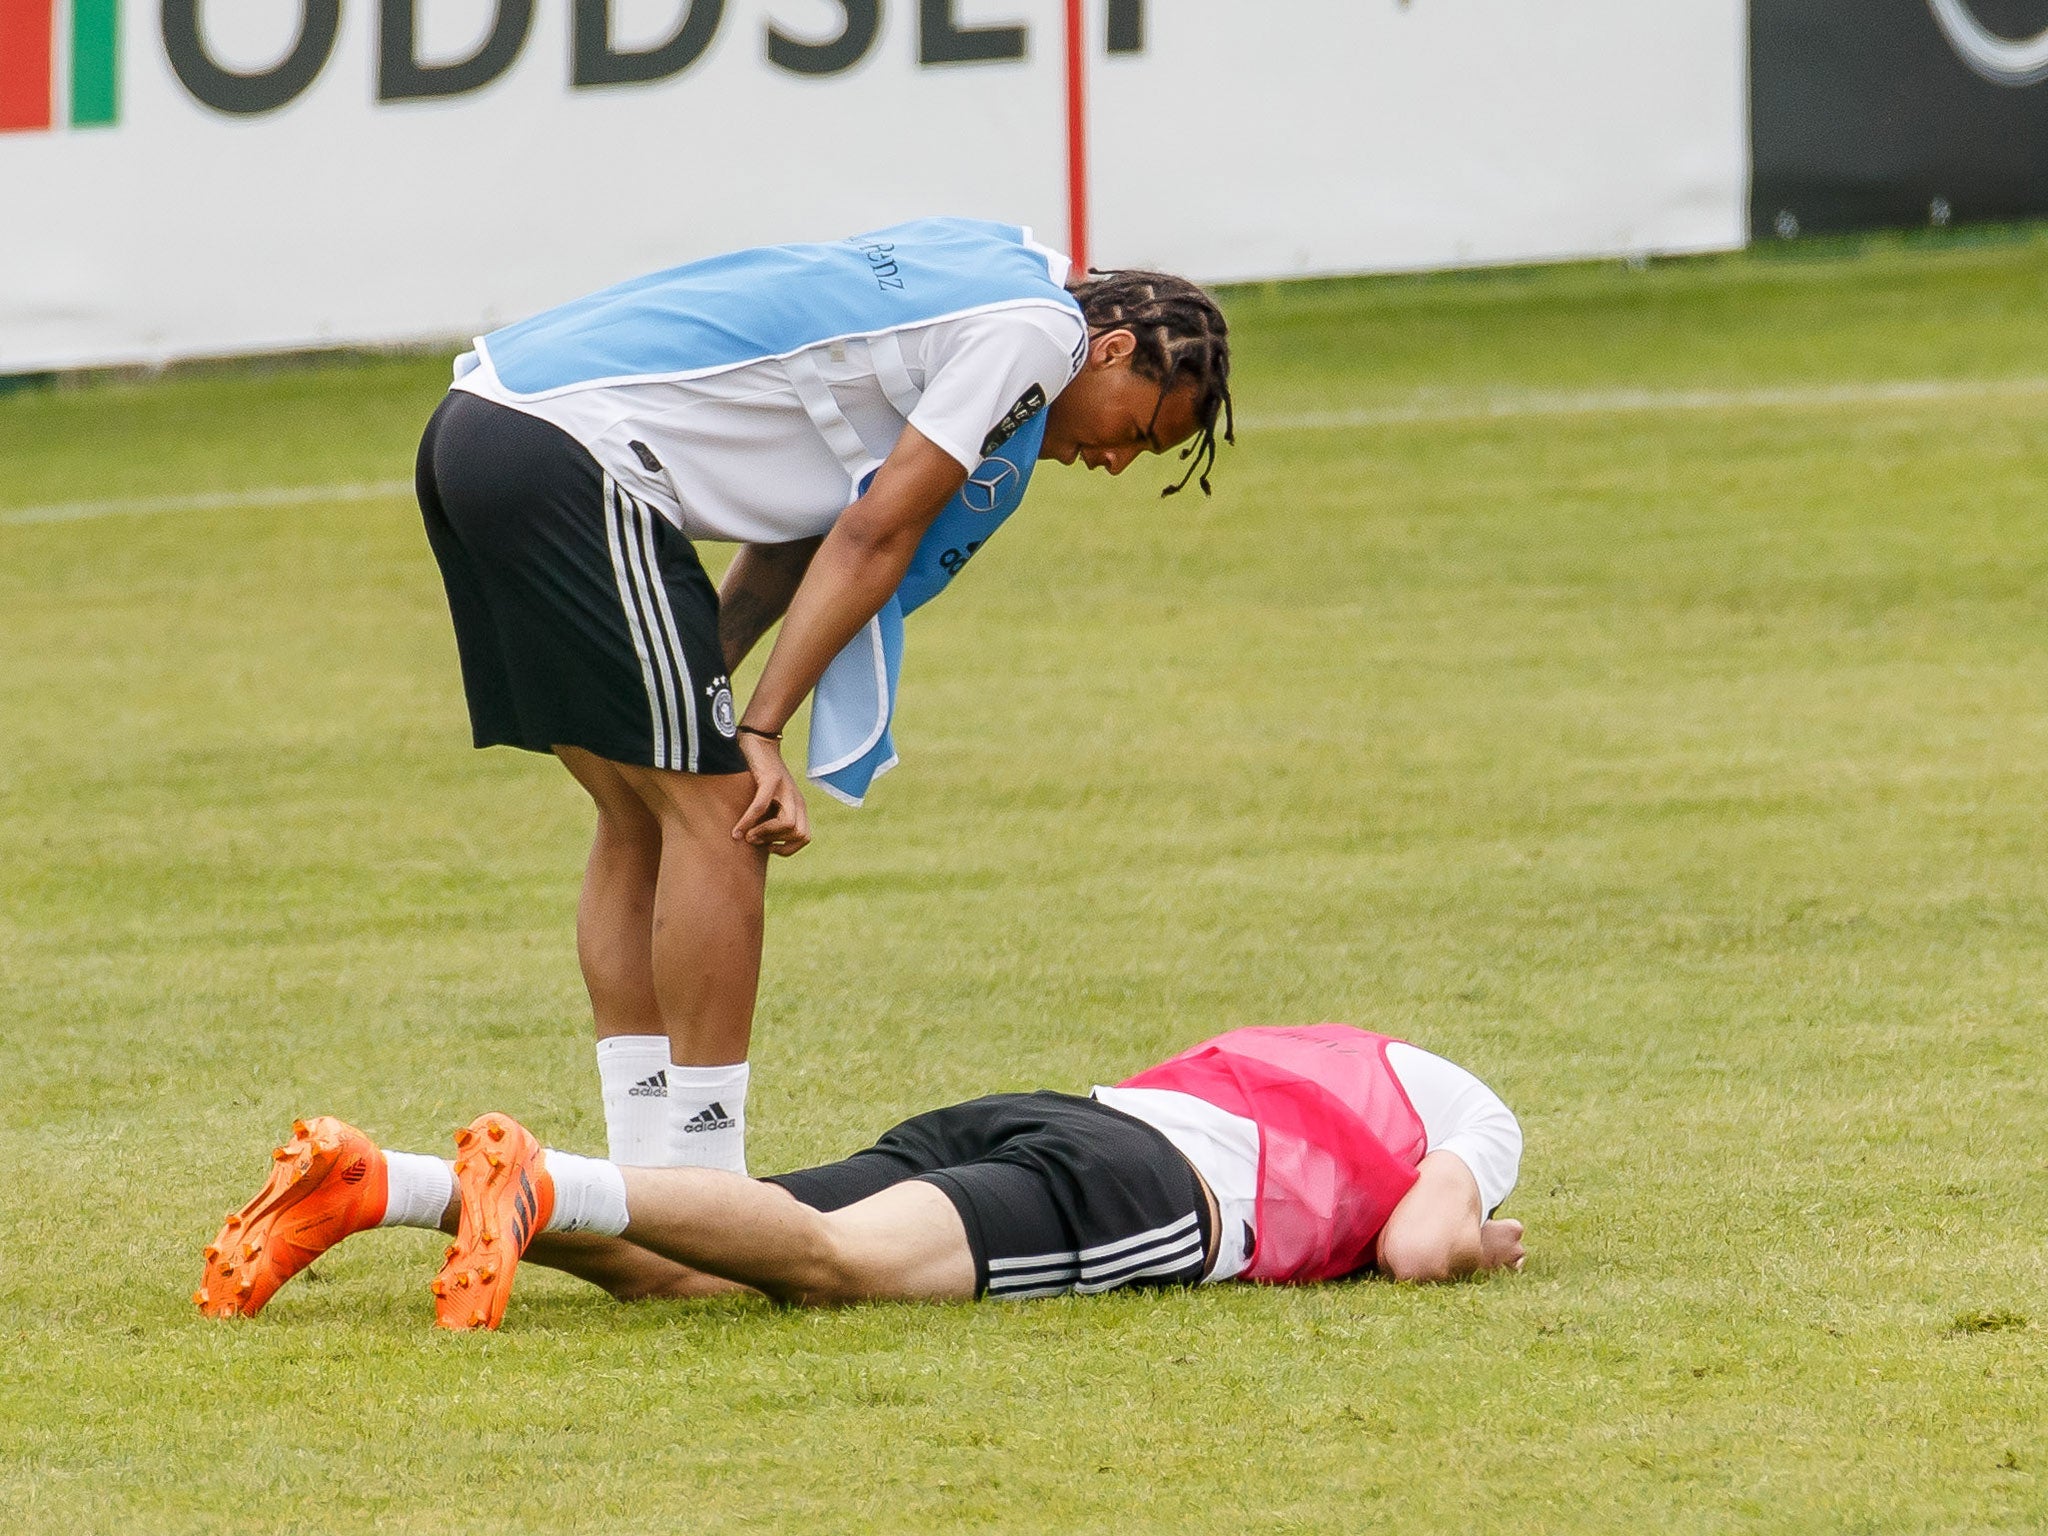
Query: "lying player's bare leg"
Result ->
[[436, 1163, 970, 1318], [1373, 1151, 1526, 1282], [460, 1167, 972, 1306], [387, 1164, 749, 1303], [523, 1228, 752, 1302], [611, 1167, 976, 1305]]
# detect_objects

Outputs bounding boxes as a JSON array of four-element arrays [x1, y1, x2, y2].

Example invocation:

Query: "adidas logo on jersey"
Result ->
[[682, 1102, 736, 1133], [628, 1071, 668, 1098]]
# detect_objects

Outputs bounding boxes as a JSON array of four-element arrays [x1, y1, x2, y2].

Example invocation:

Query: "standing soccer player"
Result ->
[[413, 217, 1232, 1173]]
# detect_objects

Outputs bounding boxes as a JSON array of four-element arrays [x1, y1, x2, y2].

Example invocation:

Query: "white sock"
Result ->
[[377, 1150, 456, 1229], [665, 1061, 750, 1174], [541, 1150, 631, 1237], [596, 1034, 674, 1165]]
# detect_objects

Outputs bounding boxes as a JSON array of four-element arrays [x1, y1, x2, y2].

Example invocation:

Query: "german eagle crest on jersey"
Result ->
[[707, 676, 737, 737]]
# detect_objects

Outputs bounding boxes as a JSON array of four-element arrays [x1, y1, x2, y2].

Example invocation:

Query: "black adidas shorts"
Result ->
[[414, 390, 747, 775], [767, 1092, 1214, 1299]]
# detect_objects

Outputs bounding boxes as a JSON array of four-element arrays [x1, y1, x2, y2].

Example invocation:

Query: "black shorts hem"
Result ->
[[470, 733, 753, 776], [417, 390, 748, 778], [916, 1170, 994, 1298]]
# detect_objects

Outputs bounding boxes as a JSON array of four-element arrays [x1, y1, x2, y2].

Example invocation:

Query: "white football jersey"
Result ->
[[450, 218, 1088, 545], [456, 307, 1083, 544]]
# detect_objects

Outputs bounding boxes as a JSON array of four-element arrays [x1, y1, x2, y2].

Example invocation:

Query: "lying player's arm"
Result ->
[[718, 536, 822, 673], [729, 427, 970, 851], [1373, 1151, 1526, 1283]]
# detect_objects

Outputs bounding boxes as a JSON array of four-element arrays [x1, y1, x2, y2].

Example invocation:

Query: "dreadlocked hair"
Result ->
[[1069, 268, 1234, 496]]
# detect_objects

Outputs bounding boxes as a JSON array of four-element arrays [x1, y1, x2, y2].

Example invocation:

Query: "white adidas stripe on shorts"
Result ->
[[602, 475, 700, 772], [984, 1211, 1207, 1300]]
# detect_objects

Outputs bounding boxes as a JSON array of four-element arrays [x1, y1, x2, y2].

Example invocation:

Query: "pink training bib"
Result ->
[[1118, 1025, 1427, 1284]]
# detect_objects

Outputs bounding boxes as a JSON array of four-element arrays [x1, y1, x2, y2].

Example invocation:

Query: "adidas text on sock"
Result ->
[[665, 1061, 750, 1175], [596, 1034, 674, 1165]]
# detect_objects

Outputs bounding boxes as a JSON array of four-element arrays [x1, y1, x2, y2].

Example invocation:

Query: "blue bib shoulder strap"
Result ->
[[895, 407, 1046, 615]]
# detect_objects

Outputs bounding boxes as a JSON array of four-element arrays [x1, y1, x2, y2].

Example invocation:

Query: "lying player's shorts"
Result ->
[[767, 1092, 1213, 1299], [414, 390, 746, 775]]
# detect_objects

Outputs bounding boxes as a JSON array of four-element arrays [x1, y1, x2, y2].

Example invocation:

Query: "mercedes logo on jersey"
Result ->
[[962, 459, 1022, 513], [1928, 0, 2048, 87]]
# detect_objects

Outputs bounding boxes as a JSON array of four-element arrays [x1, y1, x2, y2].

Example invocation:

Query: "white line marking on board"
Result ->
[[0, 478, 414, 526], [1241, 375, 2048, 432], [7, 374, 2048, 528]]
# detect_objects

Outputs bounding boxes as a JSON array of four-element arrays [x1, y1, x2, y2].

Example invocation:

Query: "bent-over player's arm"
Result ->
[[728, 313, 1077, 851], [1373, 1151, 1526, 1283], [725, 428, 969, 851], [718, 536, 822, 673], [739, 310, 1076, 741], [740, 427, 968, 734]]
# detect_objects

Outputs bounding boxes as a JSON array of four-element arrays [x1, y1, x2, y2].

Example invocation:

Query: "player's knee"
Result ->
[[593, 803, 663, 860], [809, 1224, 886, 1304], [758, 1215, 867, 1307], [650, 775, 758, 851]]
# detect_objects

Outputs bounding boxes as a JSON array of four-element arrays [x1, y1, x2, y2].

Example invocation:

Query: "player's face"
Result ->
[[1041, 328, 1204, 477]]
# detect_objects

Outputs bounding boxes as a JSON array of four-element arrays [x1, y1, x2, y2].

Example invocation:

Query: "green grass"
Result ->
[[5, 232, 2048, 1533]]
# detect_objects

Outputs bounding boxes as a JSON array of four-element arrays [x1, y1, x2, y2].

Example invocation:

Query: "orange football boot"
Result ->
[[195, 1116, 390, 1319], [432, 1113, 554, 1331]]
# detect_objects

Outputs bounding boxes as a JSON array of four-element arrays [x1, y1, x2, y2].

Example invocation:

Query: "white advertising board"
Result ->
[[0, 0, 1748, 372], [1088, 0, 1751, 281]]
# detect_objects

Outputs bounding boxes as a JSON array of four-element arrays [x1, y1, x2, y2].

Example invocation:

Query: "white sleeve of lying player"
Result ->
[[1383, 1042, 1524, 1216]]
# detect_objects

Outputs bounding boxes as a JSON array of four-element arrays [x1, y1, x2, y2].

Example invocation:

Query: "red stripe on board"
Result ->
[[1063, 0, 1089, 276], [0, 0, 54, 132]]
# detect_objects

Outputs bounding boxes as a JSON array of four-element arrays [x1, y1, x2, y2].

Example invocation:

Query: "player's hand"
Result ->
[[1479, 1218, 1525, 1273], [732, 731, 810, 855]]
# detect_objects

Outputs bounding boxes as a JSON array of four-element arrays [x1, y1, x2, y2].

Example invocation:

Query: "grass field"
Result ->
[[4, 230, 2047, 1533]]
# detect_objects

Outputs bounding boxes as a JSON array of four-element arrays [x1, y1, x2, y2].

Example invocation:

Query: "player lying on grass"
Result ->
[[415, 216, 1232, 1179], [196, 1025, 1523, 1330]]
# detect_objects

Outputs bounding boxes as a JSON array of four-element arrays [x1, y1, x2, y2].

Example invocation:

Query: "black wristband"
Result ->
[[736, 723, 783, 742]]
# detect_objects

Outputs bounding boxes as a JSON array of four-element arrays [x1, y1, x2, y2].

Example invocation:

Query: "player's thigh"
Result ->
[[820, 1182, 976, 1302], [555, 744, 663, 841], [613, 758, 758, 842]]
